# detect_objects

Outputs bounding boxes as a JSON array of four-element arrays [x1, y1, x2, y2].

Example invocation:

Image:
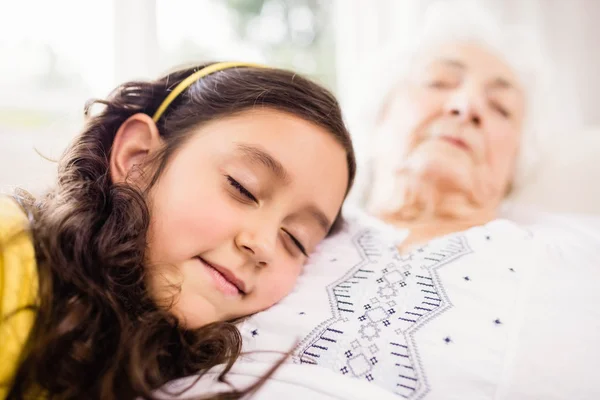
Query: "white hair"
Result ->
[[346, 0, 561, 210]]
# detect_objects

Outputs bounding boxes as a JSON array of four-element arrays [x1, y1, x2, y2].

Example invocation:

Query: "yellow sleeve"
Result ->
[[0, 196, 39, 398]]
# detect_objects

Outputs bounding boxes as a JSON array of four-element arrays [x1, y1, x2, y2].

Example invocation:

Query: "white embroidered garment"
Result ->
[[235, 209, 600, 400]]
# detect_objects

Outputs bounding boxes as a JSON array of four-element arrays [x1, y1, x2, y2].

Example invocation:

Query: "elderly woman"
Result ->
[[365, 38, 527, 253], [159, 3, 600, 400], [355, 2, 551, 250]]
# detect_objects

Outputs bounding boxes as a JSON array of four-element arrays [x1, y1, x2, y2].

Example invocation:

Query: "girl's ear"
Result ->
[[110, 113, 162, 185]]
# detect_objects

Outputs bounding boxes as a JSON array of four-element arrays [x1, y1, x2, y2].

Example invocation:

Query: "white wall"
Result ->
[[334, 0, 600, 129]]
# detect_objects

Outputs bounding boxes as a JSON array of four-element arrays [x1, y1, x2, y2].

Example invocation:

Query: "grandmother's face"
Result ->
[[380, 42, 525, 202]]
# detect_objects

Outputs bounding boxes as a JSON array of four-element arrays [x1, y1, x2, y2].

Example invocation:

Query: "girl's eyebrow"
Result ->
[[234, 143, 332, 232], [235, 143, 290, 184], [304, 204, 332, 233]]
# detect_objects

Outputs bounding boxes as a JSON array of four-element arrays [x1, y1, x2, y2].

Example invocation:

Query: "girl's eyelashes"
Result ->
[[227, 176, 258, 203], [283, 229, 308, 256], [226, 174, 308, 257]]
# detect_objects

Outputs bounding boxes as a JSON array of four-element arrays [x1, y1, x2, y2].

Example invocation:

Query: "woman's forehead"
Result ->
[[414, 41, 522, 87]]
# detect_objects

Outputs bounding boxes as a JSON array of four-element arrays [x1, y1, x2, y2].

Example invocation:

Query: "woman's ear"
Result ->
[[110, 113, 162, 185]]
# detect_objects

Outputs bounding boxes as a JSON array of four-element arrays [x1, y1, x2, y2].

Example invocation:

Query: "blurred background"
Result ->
[[1, 0, 599, 202]]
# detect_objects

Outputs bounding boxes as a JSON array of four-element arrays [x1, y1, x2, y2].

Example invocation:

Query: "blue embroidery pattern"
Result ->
[[294, 228, 472, 399]]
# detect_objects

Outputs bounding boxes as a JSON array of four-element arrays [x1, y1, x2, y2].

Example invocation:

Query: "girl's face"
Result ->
[[114, 109, 349, 328]]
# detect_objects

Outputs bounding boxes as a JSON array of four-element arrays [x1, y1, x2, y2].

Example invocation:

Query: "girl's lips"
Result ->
[[197, 257, 245, 296]]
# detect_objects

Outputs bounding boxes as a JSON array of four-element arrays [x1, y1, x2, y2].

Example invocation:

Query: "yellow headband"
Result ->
[[152, 61, 267, 122]]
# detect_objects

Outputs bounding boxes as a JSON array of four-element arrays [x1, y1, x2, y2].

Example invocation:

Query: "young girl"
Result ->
[[0, 61, 356, 399]]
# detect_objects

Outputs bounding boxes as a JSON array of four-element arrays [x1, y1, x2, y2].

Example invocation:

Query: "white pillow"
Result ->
[[508, 126, 600, 215]]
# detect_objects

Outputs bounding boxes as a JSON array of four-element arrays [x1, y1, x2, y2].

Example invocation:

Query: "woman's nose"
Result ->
[[444, 89, 483, 127]]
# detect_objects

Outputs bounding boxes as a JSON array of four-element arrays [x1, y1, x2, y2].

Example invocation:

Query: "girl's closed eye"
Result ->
[[225, 174, 308, 256], [227, 175, 258, 203], [282, 229, 308, 257]]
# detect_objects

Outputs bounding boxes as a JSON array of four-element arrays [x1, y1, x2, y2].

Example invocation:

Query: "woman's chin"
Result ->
[[403, 154, 473, 192]]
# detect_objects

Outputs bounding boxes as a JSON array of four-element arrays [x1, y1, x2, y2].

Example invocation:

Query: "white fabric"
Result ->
[[231, 208, 600, 399], [160, 207, 600, 399], [506, 126, 600, 216], [157, 362, 398, 400]]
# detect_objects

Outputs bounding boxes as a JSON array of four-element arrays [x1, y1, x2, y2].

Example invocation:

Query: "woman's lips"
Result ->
[[440, 136, 471, 152]]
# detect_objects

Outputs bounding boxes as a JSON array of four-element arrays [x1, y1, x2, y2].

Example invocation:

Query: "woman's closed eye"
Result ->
[[227, 176, 258, 203], [426, 79, 455, 89], [491, 102, 511, 118], [423, 72, 460, 90]]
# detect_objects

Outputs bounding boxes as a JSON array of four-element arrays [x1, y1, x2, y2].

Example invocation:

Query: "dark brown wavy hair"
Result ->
[[5, 63, 356, 399]]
